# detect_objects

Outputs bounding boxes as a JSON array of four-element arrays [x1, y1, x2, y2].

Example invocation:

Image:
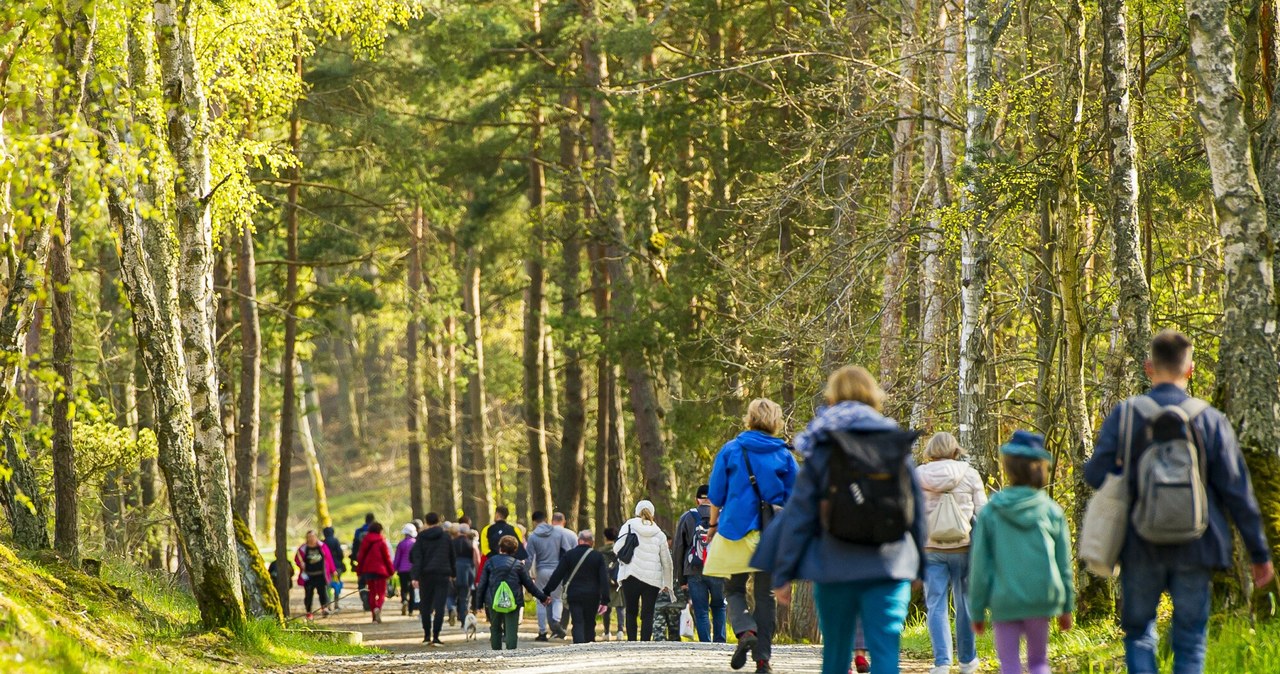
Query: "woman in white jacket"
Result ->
[[613, 500, 673, 641], [915, 432, 987, 674]]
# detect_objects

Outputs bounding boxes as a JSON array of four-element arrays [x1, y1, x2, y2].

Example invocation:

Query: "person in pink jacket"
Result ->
[[394, 523, 419, 616], [915, 432, 988, 674], [295, 530, 339, 619]]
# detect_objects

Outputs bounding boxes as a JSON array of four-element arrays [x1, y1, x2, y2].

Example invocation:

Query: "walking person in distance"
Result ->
[[527, 510, 573, 640], [355, 522, 395, 623], [673, 484, 726, 643], [393, 523, 418, 616], [411, 513, 456, 645], [541, 529, 612, 643], [613, 500, 674, 642], [704, 397, 798, 673], [294, 530, 338, 619], [477, 535, 550, 651]]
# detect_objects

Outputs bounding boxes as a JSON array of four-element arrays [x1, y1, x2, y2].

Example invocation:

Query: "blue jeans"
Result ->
[[687, 574, 726, 642], [1121, 563, 1213, 674], [924, 552, 976, 667], [814, 580, 911, 674]]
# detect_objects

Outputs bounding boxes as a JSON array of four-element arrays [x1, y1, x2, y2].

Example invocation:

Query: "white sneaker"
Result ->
[[615, 630, 624, 641], [959, 660, 980, 674], [929, 667, 951, 674]]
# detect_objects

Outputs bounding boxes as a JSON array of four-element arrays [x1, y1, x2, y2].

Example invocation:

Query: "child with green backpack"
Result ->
[[968, 431, 1074, 674], [477, 535, 551, 650]]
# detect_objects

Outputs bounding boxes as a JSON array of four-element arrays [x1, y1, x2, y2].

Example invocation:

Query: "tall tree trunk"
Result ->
[[214, 235, 236, 495], [556, 87, 587, 523], [1259, 0, 1280, 312], [581, 0, 673, 524], [51, 167, 78, 564], [1101, 0, 1152, 395], [1187, 0, 1280, 566], [154, 3, 240, 607], [234, 222, 260, 524], [460, 244, 493, 521], [427, 301, 458, 518], [958, 0, 997, 475], [879, 0, 919, 406], [524, 37, 553, 515], [274, 43, 303, 615], [407, 205, 426, 518], [298, 362, 331, 529], [136, 356, 163, 570]]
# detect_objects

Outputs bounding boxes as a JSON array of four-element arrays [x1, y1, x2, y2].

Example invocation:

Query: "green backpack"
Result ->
[[490, 561, 519, 614]]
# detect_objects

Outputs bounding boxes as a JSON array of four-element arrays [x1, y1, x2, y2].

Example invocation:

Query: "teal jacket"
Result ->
[[968, 486, 1075, 623]]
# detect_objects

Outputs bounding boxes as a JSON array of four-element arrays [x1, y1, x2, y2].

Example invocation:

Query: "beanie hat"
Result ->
[[999, 430, 1052, 462], [402, 523, 418, 537], [635, 500, 656, 518], [695, 484, 710, 500]]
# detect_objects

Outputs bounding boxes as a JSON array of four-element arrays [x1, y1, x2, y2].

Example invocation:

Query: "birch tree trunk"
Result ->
[[213, 238, 236, 494], [1101, 0, 1152, 394], [1186, 0, 1280, 565], [1259, 0, 1280, 309], [407, 205, 426, 517], [153, 0, 238, 588], [582, 0, 673, 523], [555, 88, 587, 522], [958, 0, 997, 472], [234, 222, 260, 525], [879, 0, 919, 404]]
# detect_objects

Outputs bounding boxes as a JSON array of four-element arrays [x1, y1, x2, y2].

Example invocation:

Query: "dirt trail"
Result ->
[[282, 592, 933, 673]]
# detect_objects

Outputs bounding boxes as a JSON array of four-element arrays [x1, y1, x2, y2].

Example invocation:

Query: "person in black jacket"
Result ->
[[322, 526, 347, 610], [452, 523, 479, 625], [541, 530, 611, 644], [411, 512, 456, 646], [478, 536, 550, 650]]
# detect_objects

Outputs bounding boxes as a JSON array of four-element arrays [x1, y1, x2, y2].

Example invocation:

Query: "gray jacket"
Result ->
[[527, 523, 575, 577]]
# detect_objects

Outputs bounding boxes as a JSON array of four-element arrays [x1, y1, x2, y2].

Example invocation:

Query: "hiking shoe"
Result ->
[[433, 639, 445, 647], [534, 633, 549, 642], [854, 654, 870, 673], [731, 632, 757, 671], [755, 661, 772, 674], [929, 667, 950, 674], [551, 626, 567, 640], [959, 661, 980, 674]]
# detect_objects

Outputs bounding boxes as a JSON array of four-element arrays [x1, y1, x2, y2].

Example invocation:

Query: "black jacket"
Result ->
[[478, 553, 546, 608], [672, 505, 710, 583], [323, 527, 346, 573], [410, 526, 456, 579], [541, 544, 610, 606]]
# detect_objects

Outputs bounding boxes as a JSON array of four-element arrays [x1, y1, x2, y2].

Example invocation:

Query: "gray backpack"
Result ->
[[1126, 396, 1210, 545]]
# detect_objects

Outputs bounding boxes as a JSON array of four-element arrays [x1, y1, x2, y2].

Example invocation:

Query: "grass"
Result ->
[[0, 541, 379, 673]]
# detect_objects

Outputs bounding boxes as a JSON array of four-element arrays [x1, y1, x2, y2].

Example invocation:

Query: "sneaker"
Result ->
[[929, 667, 950, 674], [959, 661, 980, 674], [731, 632, 757, 671], [534, 633, 549, 642], [755, 661, 773, 674], [305, 613, 314, 621], [433, 639, 445, 647], [854, 654, 871, 673], [615, 630, 625, 642], [551, 626, 567, 640]]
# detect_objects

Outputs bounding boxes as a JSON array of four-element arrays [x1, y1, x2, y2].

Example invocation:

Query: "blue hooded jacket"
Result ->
[[708, 430, 798, 541], [751, 402, 926, 587]]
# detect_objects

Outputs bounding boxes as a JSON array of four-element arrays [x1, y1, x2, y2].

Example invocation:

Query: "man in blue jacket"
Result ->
[[1085, 330, 1273, 674]]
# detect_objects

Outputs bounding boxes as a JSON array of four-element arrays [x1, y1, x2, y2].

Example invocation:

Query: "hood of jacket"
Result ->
[[631, 518, 664, 539], [794, 401, 899, 457], [736, 430, 789, 454], [987, 486, 1054, 530], [322, 526, 336, 540], [916, 459, 970, 493], [419, 526, 448, 543], [532, 522, 556, 538]]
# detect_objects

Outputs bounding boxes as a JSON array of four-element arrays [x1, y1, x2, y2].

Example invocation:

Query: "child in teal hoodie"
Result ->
[[968, 431, 1074, 674]]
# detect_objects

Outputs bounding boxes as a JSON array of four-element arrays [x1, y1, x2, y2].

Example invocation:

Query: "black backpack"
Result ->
[[821, 429, 920, 545]]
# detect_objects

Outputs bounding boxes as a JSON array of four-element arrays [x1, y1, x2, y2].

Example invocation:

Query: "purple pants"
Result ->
[[993, 617, 1050, 674]]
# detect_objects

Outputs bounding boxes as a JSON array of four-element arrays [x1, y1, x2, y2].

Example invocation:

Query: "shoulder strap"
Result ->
[[1179, 397, 1211, 420], [1119, 396, 1162, 471], [741, 450, 767, 504], [565, 548, 591, 589]]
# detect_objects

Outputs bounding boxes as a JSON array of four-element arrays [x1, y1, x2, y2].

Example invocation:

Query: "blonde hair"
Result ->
[[744, 398, 784, 436], [639, 508, 654, 523], [823, 366, 885, 410], [924, 432, 963, 461]]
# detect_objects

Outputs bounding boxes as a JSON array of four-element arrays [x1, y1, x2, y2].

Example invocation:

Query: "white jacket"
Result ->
[[614, 517, 673, 590], [915, 459, 988, 550]]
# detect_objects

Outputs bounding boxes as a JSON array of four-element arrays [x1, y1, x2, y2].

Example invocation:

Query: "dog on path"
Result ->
[[463, 613, 478, 640]]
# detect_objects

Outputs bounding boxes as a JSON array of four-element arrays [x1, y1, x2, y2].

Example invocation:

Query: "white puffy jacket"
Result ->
[[614, 517, 673, 590], [915, 459, 988, 550]]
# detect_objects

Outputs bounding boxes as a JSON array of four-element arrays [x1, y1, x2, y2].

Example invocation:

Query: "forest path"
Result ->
[[283, 592, 934, 673]]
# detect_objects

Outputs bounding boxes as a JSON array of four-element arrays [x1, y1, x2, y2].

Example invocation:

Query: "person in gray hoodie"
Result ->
[[527, 510, 574, 640]]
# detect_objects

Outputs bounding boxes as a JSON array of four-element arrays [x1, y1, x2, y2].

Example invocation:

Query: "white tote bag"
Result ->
[[679, 603, 695, 640], [1078, 471, 1129, 577]]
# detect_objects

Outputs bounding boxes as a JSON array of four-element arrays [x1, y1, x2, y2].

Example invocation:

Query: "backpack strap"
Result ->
[[1177, 397, 1212, 482], [1178, 397, 1211, 421], [1120, 395, 1162, 471]]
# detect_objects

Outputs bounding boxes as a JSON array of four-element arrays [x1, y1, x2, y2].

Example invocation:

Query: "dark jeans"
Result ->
[[726, 571, 776, 661], [602, 604, 624, 634], [398, 571, 417, 613], [1121, 564, 1213, 673], [567, 601, 598, 643], [490, 610, 520, 650], [622, 576, 660, 641], [303, 576, 330, 613], [419, 574, 452, 640], [454, 577, 472, 623], [357, 573, 370, 611], [688, 574, 727, 642]]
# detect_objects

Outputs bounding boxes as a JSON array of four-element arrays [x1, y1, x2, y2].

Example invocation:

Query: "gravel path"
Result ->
[[285, 594, 933, 673]]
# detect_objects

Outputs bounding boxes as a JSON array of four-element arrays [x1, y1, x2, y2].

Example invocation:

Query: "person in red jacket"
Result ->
[[356, 522, 396, 623]]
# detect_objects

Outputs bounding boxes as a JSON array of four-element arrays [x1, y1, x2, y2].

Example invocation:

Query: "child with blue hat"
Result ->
[[968, 430, 1074, 674]]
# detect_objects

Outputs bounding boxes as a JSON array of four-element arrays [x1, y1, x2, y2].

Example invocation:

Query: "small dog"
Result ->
[[463, 613, 478, 640]]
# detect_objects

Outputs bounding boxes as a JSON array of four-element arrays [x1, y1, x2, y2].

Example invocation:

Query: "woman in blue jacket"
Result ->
[[704, 398, 797, 674], [751, 366, 926, 674]]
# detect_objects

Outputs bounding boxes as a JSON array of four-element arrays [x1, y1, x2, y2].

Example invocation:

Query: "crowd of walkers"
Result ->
[[279, 329, 1273, 674]]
